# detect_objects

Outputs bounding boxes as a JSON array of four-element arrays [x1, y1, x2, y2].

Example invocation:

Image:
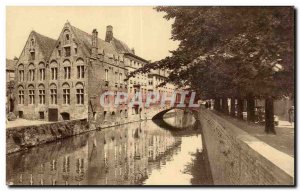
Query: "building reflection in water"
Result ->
[[7, 117, 186, 185], [7, 110, 213, 185]]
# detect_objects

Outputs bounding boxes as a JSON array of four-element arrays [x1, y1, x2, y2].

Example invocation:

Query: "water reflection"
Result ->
[[7, 109, 213, 185]]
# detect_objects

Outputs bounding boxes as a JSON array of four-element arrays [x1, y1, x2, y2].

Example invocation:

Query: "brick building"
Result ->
[[14, 22, 128, 125], [14, 21, 177, 125]]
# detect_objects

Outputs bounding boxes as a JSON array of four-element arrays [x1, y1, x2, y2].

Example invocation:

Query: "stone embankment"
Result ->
[[6, 107, 165, 154], [199, 108, 294, 185], [7, 119, 90, 154]]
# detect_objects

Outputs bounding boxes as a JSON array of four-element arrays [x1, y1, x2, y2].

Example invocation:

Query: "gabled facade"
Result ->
[[15, 31, 56, 120], [14, 21, 176, 125], [14, 22, 131, 126]]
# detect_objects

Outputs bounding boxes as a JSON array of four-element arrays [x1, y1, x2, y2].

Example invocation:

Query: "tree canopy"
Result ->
[[130, 7, 294, 100]]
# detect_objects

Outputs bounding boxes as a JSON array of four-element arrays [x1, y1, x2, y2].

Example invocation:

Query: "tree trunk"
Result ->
[[230, 98, 236, 117], [237, 98, 244, 120], [265, 96, 276, 134], [247, 94, 255, 122], [222, 98, 229, 114], [214, 98, 220, 111]]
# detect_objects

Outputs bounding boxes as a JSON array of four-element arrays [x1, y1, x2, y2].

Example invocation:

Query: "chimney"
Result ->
[[105, 25, 113, 43], [131, 48, 135, 55], [92, 29, 98, 57]]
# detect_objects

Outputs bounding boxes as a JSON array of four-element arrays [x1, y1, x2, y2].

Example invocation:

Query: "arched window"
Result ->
[[76, 59, 85, 79], [39, 62, 45, 81], [18, 86, 24, 105], [50, 84, 57, 105], [75, 83, 84, 105], [50, 61, 58, 80], [62, 83, 70, 104], [38, 84, 45, 104], [18, 64, 24, 82], [63, 60, 71, 79], [28, 85, 35, 104], [28, 64, 35, 81], [31, 39, 35, 46]]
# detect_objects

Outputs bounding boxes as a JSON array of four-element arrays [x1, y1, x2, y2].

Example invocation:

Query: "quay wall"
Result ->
[[6, 106, 164, 154], [198, 108, 294, 185], [6, 119, 90, 154]]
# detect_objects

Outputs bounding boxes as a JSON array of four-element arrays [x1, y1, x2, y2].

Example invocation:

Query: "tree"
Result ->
[[129, 7, 294, 134]]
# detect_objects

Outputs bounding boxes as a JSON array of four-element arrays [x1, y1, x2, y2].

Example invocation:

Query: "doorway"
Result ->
[[48, 108, 58, 121]]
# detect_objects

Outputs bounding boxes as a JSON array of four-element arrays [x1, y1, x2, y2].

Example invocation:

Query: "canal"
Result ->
[[7, 109, 213, 185]]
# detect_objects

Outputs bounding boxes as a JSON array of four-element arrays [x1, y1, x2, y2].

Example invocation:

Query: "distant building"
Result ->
[[148, 69, 176, 104], [6, 58, 18, 113]]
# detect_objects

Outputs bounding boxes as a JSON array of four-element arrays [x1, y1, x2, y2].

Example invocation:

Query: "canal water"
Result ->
[[7, 109, 213, 185]]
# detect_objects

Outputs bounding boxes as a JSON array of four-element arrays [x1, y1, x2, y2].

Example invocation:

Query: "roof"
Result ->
[[32, 31, 57, 60], [110, 37, 133, 54], [70, 25, 119, 57], [6, 59, 17, 71]]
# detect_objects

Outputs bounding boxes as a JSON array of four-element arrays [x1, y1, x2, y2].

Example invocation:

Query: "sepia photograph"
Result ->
[[5, 6, 295, 186]]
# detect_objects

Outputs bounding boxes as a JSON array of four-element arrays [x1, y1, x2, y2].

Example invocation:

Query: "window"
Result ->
[[29, 69, 35, 81], [19, 70, 24, 82], [50, 61, 58, 80], [39, 85, 45, 104], [64, 67, 71, 79], [30, 52, 35, 60], [58, 50, 61, 56], [8, 72, 15, 82], [18, 89, 24, 104], [105, 69, 108, 81], [77, 65, 84, 79], [115, 72, 118, 82], [104, 94, 109, 105], [63, 89, 70, 104], [76, 86, 84, 104], [50, 85, 57, 105], [39, 112, 45, 119], [103, 111, 107, 120], [74, 47, 77, 55], [119, 73, 123, 84], [51, 68, 58, 80], [31, 39, 35, 46], [64, 47, 71, 57], [29, 89, 35, 104], [39, 68, 45, 81], [65, 34, 70, 43]]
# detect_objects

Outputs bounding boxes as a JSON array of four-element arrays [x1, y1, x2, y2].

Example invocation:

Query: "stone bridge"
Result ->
[[150, 106, 199, 120]]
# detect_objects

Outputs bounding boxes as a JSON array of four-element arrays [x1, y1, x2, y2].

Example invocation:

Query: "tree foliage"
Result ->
[[130, 7, 294, 100]]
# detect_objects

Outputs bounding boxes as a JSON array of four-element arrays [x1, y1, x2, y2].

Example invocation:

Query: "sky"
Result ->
[[6, 6, 179, 62]]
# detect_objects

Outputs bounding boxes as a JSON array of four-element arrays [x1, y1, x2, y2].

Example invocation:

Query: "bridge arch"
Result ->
[[152, 107, 199, 120]]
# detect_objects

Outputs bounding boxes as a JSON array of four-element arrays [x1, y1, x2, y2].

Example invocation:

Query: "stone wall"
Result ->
[[199, 108, 294, 185], [6, 119, 91, 154]]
